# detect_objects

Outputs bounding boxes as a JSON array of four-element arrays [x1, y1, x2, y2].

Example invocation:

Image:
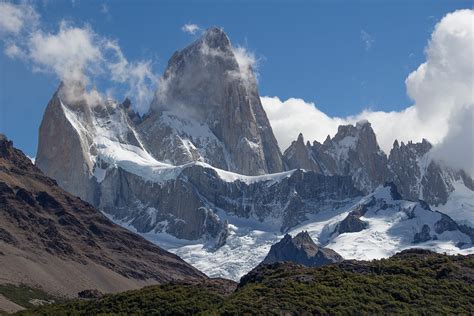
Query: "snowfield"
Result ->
[[107, 185, 474, 281]]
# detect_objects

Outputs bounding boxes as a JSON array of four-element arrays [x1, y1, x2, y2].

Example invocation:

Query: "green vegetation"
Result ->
[[18, 250, 474, 315], [0, 284, 60, 310]]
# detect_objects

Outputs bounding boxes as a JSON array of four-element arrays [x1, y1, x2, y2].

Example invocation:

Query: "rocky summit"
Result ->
[[262, 231, 343, 267], [283, 121, 474, 207], [140, 27, 284, 176]]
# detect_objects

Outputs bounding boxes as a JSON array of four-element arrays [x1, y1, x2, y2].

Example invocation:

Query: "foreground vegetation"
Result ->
[[18, 249, 474, 315], [0, 284, 60, 311]]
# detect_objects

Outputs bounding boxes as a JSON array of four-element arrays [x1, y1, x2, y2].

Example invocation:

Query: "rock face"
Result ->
[[283, 133, 322, 172], [36, 83, 143, 204], [387, 139, 473, 205], [35, 82, 361, 244], [284, 121, 389, 193], [262, 231, 343, 267], [140, 27, 283, 176], [36, 85, 97, 204], [283, 122, 473, 205], [0, 135, 205, 298]]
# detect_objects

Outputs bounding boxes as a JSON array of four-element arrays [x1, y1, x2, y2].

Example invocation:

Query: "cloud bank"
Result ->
[[0, 2, 157, 111], [263, 9, 474, 175]]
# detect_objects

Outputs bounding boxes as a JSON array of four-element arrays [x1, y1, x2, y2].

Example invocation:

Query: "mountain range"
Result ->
[[32, 27, 474, 281]]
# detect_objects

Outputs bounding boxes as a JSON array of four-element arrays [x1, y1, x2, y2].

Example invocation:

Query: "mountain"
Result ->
[[284, 121, 390, 193], [283, 121, 474, 218], [23, 249, 474, 315], [261, 231, 343, 267], [140, 27, 284, 176], [388, 139, 474, 207], [34, 27, 474, 281], [35, 72, 361, 243], [0, 135, 205, 307]]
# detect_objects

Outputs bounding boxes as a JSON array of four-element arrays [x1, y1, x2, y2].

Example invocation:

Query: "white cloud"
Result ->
[[4, 43, 25, 59], [0, 2, 38, 36], [431, 105, 474, 175], [411, 9, 474, 175], [29, 22, 102, 86], [360, 30, 374, 51], [198, 33, 260, 90], [1, 3, 158, 110], [263, 9, 474, 175], [106, 40, 158, 112], [261, 97, 441, 153], [262, 96, 345, 150], [181, 23, 200, 35], [231, 45, 259, 88]]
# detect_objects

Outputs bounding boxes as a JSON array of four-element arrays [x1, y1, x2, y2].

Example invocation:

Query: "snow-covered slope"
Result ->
[[112, 184, 472, 281]]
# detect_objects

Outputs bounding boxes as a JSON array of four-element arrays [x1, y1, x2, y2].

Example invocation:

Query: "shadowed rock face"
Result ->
[[0, 135, 205, 296], [283, 122, 473, 205], [98, 166, 361, 240], [262, 231, 343, 267], [140, 27, 283, 176]]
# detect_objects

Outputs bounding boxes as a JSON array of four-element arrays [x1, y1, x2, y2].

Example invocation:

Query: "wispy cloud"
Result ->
[[360, 29, 374, 51], [0, 2, 38, 36], [101, 3, 109, 14], [181, 23, 200, 35], [0, 2, 158, 112]]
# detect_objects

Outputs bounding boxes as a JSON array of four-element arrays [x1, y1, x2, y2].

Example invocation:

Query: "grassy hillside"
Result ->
[[18, 249, 474, 315]]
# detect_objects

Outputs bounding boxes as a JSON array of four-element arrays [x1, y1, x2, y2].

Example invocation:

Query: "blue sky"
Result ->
[[0, 0, 472, 157]]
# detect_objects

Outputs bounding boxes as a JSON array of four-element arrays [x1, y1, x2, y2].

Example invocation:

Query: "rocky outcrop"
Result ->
[[283, 122, 473, 206], [262, 231, 343, 267], [140, 27, 284, 176], [387, 139, 472, 205], [283, 133, 322, 172], [36, 83, 143, 204], [36, 85, 97, 203], [0, 135, 205, 298], [284, 121, 390, 193], [334, 208, 369, 235], [413, 225, 432, 243]]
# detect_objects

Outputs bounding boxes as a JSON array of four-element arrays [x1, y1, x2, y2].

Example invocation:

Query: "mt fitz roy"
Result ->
[[36, 27, 474, 279]]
